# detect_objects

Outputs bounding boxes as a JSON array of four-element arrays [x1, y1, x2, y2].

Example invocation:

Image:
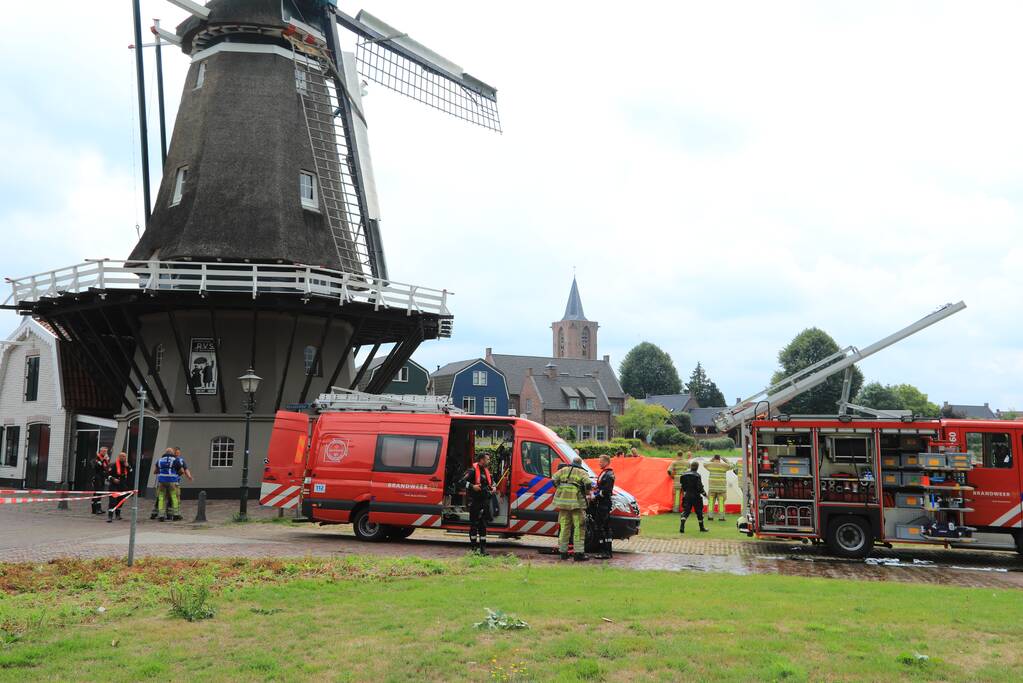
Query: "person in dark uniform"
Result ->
[[91, 447, 110, 515], [679, 461, 708, 534], [106, 451, 133, 522], [591, 454, 616, 559], [463, 452, 494, 555]]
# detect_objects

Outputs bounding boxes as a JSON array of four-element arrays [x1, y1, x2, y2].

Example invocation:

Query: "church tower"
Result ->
[[552, 277, 598, 360]]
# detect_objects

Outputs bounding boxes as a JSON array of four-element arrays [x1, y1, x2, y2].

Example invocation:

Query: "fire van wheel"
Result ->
[[352, 508, 388, 542], [826, 516, 872, 559]]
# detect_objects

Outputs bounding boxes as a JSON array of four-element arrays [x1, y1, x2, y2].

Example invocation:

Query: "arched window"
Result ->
[[558, 329, 565, 357], [304, 345, 321, 376], [153, 344, 164, 373], [210, 436, 235, 468], [581, 327, 590, 358]]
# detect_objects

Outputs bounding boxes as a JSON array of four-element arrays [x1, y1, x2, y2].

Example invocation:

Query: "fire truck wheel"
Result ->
[[388, 526, 415, 540], [826, 516, 872, 559], [352, 508, 388, 542]]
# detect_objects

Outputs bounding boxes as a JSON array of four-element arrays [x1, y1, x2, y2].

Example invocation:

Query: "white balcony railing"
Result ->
[[3, 259, 452, 320]]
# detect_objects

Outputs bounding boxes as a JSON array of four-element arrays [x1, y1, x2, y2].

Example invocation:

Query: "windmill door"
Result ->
[[25, 423, 51, 489]]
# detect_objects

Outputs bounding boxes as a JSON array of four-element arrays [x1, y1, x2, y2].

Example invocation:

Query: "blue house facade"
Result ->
[[431, 359, 510, 416]]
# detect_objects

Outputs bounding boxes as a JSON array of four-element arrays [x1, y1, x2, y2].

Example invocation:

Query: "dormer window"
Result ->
[[171, 166, 188, 206], [195, 62, 207, 89], [299, 171, 319, 211]]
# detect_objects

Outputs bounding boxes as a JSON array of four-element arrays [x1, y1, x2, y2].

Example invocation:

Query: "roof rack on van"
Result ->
[[314, 388, 465, 414]]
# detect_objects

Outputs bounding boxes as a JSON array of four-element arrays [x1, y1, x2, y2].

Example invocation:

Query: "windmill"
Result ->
[[1, 0, 501, 495]]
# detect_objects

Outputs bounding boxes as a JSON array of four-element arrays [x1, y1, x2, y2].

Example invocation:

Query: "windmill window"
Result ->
[[24, 356, 40, 402], [472, 370, 488, 386], [171, 166, 188, 206], [462, 396, 476, 413], [304, 345, 322, 377], [209, 436, 234, 468], [195, 62, 207, 89], [483, 397, 497, 415], [395, 366, 409, 383], [299, 171, 319, 211]]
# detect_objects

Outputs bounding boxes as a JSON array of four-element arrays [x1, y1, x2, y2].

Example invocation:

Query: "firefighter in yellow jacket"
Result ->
[[704, 453, 738, 521], [552, 456, 594, 561], [667, 451, 691, 513]]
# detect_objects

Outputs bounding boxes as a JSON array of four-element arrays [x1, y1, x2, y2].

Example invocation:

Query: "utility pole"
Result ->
[[127, 388, 146, 566]]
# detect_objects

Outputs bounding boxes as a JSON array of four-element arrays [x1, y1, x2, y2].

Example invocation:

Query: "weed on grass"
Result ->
[[473, 608, 530, 631], [167, 582, 215, 622]]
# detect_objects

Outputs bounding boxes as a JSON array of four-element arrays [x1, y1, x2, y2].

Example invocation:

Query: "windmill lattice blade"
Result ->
[[356, 39, 501, 133]]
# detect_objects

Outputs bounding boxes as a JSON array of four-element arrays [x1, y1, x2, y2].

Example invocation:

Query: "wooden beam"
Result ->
[[120, 308, 174, 413], [56, 314, 131, 409], [274, 313, 300, 412], [207, 308, 228, 414], [349, 342, 380, 390], [324, 318, 363, 391], [96, 308, 161, 412], [166, 309, 201, 414]]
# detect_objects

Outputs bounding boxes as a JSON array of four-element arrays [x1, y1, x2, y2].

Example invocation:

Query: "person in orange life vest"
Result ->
[[463, 452, 494, 555], [106, 451, 133, 522], [91, 447, 110, 515]]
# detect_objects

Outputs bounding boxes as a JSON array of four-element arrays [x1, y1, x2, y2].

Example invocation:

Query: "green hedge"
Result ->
[[698, 436, 736, 451], [651, 426, 698, 448]]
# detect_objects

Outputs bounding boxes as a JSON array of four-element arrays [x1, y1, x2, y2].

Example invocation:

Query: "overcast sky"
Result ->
[[1, 1, 1020, 410]]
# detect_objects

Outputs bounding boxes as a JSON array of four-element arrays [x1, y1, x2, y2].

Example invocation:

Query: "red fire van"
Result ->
[[260, 407, 641, 542]]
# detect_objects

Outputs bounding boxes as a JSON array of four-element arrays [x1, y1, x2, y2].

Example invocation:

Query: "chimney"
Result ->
[[984, 402, 990, 408], [602, 354, 610, 363], [735, 397, 741, 406], [545, 362, 558, 380], [526, 367, 533, 377], [485, 347, 493, 363]]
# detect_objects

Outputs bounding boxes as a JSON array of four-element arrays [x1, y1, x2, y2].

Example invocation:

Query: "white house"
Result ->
[[0, 318, 115, 488]]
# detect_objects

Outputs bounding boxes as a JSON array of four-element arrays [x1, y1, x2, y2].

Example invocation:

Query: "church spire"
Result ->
[[562, 276, 588, 321]]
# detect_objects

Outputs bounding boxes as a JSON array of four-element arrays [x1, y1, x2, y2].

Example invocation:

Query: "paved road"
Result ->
[[2, 499, 1022, 590]]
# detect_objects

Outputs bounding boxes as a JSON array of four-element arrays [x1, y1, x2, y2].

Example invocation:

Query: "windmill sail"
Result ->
[[334, 10, 502, 132]]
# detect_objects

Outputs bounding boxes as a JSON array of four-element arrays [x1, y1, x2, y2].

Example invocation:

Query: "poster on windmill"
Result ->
[[187, 338, 219, 395]]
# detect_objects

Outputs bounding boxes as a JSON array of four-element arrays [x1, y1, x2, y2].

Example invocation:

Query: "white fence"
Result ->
[[3, 260, 452, 319]]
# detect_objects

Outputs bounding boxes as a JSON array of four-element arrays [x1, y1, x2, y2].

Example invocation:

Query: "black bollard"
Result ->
[[57, 481, 69, 510], [193, 490, 208, 523]]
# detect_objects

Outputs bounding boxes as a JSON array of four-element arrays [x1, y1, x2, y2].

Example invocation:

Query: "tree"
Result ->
[[616, 398, 670, 438], [686, 362, 727, 407], [855, 382, 939, 417], [772, 328, 863, 415], [619, 342, 682, 398], [669, 411, 693, 434], [890, 384, 940, 417], [855, 382, 900, 410]]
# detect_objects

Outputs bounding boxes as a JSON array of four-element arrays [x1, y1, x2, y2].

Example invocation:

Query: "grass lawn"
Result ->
[[2, 556, 1021, 682], [639, 512, 752, 542]]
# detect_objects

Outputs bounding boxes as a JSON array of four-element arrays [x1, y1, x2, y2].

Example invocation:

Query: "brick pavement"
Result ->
[[2, 499, 1023, 589]]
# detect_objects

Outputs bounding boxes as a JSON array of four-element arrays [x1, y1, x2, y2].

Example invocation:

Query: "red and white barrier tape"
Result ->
[[0, 488, 130, 495], [0, 491, 136, 505]]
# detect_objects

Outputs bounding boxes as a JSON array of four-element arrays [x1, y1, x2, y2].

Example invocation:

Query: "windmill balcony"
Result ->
[[3, 259, 452, 328]]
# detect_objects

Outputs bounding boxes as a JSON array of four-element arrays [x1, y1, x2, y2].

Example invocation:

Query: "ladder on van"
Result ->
[[315, 388, 464, 414]]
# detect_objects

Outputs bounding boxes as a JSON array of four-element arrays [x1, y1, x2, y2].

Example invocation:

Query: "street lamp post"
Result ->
[[237, 367, 262, 520]]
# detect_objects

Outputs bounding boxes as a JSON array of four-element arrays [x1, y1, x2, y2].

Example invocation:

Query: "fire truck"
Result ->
[[260, 392, 641, 542], [716, 301, 1023, 558]]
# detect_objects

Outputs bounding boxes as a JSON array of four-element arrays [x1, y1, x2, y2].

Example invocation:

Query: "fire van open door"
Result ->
[[260, 411, 310, 509]]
